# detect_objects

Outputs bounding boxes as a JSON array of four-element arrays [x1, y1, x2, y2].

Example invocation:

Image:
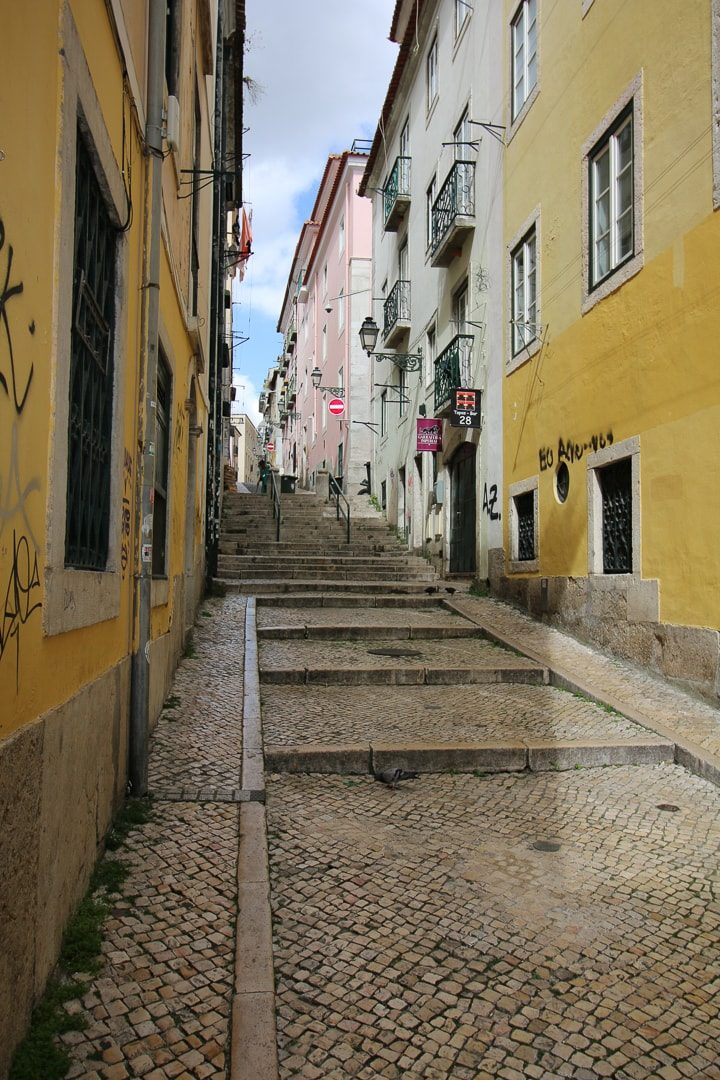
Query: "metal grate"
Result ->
[[383, 279, 411, 338], [430, 161, 475, 256], [515, 491, 535, 561], [434, 334, 474, 411], [600, 457, 632, 573], [383, 155, 411, 225], [65, 126, 116, 570]]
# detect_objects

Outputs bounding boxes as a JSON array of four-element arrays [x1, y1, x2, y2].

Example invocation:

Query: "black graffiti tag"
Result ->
[[482, 482, 501, 521], [0, 217, 33, 415], [1, 531, 42, 691], [539, 430, 614, 472]]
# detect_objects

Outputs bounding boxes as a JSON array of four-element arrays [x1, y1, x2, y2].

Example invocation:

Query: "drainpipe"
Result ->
[[205, 2, 225, 587], [129, 0, 165, 795]]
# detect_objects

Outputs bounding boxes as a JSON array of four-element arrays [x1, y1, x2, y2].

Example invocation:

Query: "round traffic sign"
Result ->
[[266, 442, 274, 452], [328, 397, 345, 416]]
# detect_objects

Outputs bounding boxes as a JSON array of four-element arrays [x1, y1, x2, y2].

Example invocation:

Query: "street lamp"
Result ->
[[358, 316, 422, 371], [310, 366, 344, 397]]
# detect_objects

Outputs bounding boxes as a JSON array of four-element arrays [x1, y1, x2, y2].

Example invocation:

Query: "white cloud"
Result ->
[[241, 0, 397, 326], [231, 372, 263, 428]]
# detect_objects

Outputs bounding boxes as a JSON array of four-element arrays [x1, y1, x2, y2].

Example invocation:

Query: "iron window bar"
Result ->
[[430, 160, 475, 257], [383, 279, 411, 338]]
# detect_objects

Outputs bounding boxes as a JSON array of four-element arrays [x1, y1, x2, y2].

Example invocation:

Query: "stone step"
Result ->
[[255, 594, 448, 609], [218, 542, 412, 556], [214, 578, 443, 596], [217, 554, 429, 568], [216, 568, 437, 582], [260, 662, 547, 686], [263, 738, 675, 775], [257, 624, 482, 641]]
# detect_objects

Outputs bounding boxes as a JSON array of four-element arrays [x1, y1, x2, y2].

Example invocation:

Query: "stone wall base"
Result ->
[[487, 548, 720, 703], [0, 658, 131, 1078]]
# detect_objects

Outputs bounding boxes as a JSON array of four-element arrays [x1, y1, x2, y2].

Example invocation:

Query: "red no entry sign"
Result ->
[[266, 442, 274, 451], [328, 397, 345, 416]]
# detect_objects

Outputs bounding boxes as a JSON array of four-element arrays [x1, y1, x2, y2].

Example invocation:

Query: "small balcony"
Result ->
[[382, 279, 411, 348], [434, 334, 474, 413], [383, 156, 411, 232], [430, 161, 475, 268]]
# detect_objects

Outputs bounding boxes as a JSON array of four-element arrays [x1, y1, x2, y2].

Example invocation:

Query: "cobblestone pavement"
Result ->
[[453, 596, 720, 759], [267, 765, 720, 1080], [262, 684, 662, 747], [258, 637, 541, 672], [63, 802, 238, 1080], [149, 597, 246, 795], [257, 607, 469, 629], [61, 596, 246, 1080]]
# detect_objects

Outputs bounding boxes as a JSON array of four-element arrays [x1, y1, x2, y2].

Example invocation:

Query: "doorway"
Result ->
[[449, 442, 476, 573]]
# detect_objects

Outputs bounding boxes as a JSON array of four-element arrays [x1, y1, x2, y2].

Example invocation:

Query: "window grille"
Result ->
[[153, 349, 171, 577], [65, 126, 116, 570], [600, 457, 632, 572], [515, 491, 535, 560]]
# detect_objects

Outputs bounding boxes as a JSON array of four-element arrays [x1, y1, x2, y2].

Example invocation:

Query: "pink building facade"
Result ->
[[275, 149, 373, 492]]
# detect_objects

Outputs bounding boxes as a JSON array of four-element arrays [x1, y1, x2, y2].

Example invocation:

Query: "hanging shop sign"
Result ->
[[416, 418, 443, 452], [450, 388, 481, 428]]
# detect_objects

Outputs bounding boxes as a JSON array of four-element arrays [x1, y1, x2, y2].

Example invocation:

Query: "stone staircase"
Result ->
[[221, 488, 671, 777], [215, 490, 439, 597]]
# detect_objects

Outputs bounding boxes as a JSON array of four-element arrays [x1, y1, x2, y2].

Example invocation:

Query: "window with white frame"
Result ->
[[509, 476, 538, 567], [399, 367, 408, 418], [589, 106, 634, 289], [322, 323, 327, 360], [426, 175, 437, 249], [380, 390, 388, 437], [322, 393, 327, 431], [338, 216, 345, 256], [323, 263, 328, 295], [455, 0, 471, 38], [338, 289, 345, 334], [400, 118, 410, 159], [587, 436, 640, 576], [426, 35, 438, 112], [426, 324, 436, 388], [511, 227, 537, 355], [511, 0, 537, 120]]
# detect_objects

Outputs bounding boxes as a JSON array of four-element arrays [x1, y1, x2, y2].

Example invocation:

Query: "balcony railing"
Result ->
[[434, 334, 474, 412], [382, 279, 411, 344], [430, 161, 475, 267], [383, 156, 411, 231]]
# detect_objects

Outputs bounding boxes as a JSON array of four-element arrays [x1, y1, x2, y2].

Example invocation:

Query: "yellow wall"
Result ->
[[503, 0, 720, 630]]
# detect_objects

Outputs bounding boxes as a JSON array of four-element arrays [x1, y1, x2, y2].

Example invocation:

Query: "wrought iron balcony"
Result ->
[[430, 161, 475, 267], [383, 156, 411, 232], [434, 334, 474, 412], [382, 279, 411, 348]]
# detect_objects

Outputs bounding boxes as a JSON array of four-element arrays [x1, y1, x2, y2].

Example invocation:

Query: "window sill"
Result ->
[[506, 83, 540, 145], [582, 250, 643, 314], [452, 15, 472, 58], [506, 336, 541, 375], [509, 558, 538, 574], [426, 96, 439, 129]]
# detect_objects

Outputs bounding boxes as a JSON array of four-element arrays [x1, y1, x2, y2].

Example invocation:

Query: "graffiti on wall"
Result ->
[[121, 449, 132, 579], [0, 215, 42, 689], [482, 483, 501, 521], [539, 430, 614, 472]]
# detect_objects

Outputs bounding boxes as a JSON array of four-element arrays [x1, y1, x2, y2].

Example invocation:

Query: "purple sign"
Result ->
[[416, 418, 442, 452]]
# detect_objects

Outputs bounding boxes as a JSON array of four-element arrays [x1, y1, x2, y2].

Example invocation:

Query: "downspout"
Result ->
[[129, 0, 165, 795], [205, 1, 225, 587]]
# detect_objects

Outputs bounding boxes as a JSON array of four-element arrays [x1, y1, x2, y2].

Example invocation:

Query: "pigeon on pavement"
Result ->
[[375, 768, 419, 789], [424, 585, 439, 594], [445, 586, 456, 594]]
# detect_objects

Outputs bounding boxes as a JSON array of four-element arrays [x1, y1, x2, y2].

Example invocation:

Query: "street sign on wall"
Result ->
[[416, 418, 442, 452], [328, 397, 345, 416], [266, 442, 274, 452], [450, 388, 481, 428]]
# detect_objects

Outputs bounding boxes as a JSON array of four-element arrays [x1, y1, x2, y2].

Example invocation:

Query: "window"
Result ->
[[453, 281, 468, 335], [338, 290, 345, 334], [65, 125, 117, 570], [515, 492, 535, 560], [454, 108, 471, 160], [426, 35, 438, 112], [322, 324, 327, 360], [152, 349, 171, 577], [380, 390, 388, 437], [511, 227, 537, 354], [512, 0, 537, 120], [399, 368, 408, 418], [338, 216, 345, 256], [590, 107, 633, 289], [381, 480, 387, 510], [426, 324, 436, 388], [165, 0, 181, 96], [338, 366, 344, 392], [598, 458, 632, 573], [322, 394, 327, 431], [455, 0, 471, 38], [509, 476, 538, 570], [400, 118, 410, 159], [190, 84, 201, 316], [426, 175, 437, 248], [323, 263, 328, 296]]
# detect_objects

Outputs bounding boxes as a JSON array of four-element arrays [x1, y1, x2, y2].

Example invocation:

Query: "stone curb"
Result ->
[[231, 599, 279, 1080], [256, 624, 481, 641], [264, 738, 674, 776], [446, 600, 720, 788]]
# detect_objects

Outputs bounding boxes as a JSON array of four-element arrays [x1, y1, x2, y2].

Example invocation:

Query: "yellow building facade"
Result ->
[[0, 0, 242, 1067], [498, 0, 720, 699]]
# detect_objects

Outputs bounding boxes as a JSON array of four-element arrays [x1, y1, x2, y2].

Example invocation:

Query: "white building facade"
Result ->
[[360, 0, 504, 577]]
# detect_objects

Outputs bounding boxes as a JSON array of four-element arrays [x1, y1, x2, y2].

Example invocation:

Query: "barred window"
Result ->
[[514, 491, 536, 561], [65, 125, 117, 570]]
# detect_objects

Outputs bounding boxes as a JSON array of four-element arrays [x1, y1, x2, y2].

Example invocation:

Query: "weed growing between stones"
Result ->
[[9, 799, 153, 1080]]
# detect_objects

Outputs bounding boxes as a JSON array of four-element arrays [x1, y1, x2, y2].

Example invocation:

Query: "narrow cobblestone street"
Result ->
[[58, 496, 720, 1080]]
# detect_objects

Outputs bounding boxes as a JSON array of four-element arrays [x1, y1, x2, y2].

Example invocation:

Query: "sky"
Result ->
[[231, 0, 398, 426]]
